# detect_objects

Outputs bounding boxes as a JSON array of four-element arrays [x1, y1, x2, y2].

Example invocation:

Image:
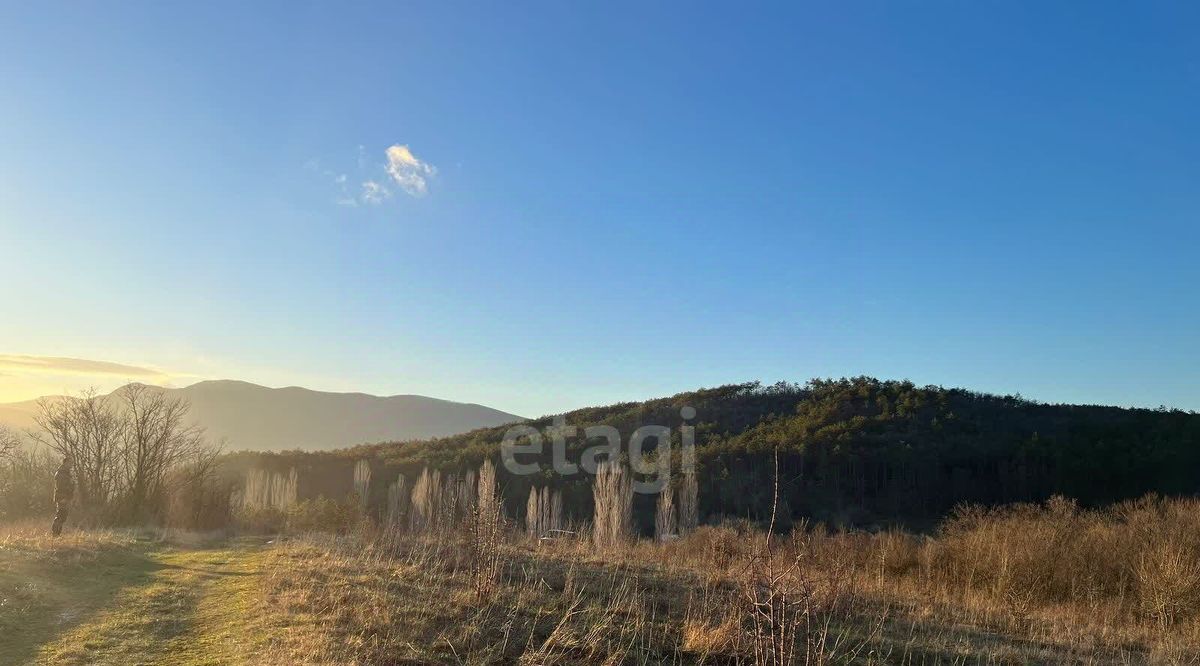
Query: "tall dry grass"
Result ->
[[592, 460, 632, 550], [526, 485, 563, 540], [351, 459, 371, 511], [385, 472, 407, 529], [656, 481, 677, 542], [680, 464, 698, 535], [236, 452, 1200, 665], [409, 467, 442, 534], [239, 467, 298, 511], [244, 493, 1200, 664]]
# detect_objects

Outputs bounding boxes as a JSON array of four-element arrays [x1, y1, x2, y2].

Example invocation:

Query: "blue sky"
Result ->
[[1, 2, 1197, 416]]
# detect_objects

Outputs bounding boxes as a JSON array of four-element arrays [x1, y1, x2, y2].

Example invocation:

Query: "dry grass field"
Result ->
[[3, 495, 1199, 665]]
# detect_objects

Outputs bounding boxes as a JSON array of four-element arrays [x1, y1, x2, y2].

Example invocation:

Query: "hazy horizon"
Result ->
[[0, 359, 1196, 417]]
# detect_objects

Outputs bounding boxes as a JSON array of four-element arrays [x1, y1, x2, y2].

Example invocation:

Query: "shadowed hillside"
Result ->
[[227, 377, 1200, 529]]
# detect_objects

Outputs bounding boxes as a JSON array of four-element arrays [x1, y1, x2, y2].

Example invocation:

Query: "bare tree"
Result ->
[[163, 440, 226, 528], [30, 385, 218, 523], [33, 388, 124, 507], [117, 384, 209, 521], [0, 425, 20, 461]]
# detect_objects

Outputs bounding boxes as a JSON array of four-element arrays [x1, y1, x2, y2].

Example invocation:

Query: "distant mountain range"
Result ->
[[0, 380, 524, 451]]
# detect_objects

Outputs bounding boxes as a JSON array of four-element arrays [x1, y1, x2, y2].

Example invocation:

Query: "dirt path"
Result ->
[[28, 541, 268, 666]]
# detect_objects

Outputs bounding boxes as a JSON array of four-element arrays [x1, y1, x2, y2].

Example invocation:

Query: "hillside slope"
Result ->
[[233, 377, 1200, 527], [0, 399, 43, 431]]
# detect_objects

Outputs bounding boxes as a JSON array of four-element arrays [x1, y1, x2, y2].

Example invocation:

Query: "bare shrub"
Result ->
[[286, 497, 361, 534], [1135, 540, 1200, 628], [869, 529, 920, 584]]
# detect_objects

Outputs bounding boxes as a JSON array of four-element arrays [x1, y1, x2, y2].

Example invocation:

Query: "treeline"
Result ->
[[222, 377, 1200, 530]]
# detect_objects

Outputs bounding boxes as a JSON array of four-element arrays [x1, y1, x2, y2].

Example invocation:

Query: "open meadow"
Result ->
[[4, 493, 1199, 665]]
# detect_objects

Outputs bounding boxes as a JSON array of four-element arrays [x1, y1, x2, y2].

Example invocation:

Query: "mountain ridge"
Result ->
[[0, 380, 524, 451]]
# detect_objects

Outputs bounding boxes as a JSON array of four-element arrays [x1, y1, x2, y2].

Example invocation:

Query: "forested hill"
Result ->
[[227, 378, 1200, 528]]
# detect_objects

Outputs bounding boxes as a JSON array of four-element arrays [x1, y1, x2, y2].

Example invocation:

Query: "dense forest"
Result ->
[[222, 377, 1200, 531]]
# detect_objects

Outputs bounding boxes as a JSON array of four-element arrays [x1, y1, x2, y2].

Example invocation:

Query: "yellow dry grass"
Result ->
[[5, 494, 1200, 664]]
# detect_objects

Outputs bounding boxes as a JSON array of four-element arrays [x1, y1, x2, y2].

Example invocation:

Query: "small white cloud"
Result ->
[[360, 180, 391, 205], [385, 144, 436, 196], [315, 144, 437, 208]]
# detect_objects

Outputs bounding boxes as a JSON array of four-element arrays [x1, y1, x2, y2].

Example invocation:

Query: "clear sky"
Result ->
[[1, 2, 1197, 416]]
